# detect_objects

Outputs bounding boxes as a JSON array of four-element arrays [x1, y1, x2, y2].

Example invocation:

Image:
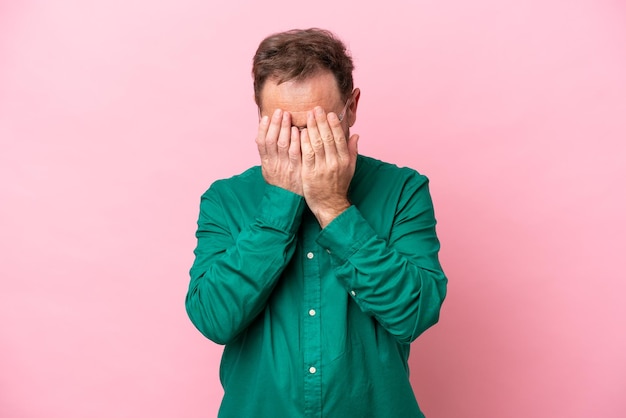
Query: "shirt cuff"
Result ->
[[315, 206, 377, 261], [256, 184, 306, 234]]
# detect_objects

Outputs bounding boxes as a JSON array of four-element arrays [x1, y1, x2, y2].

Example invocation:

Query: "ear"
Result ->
[[348, 88, 361, 127]]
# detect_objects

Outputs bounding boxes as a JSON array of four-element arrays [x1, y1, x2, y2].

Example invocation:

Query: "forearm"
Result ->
[[317, 205, 447, 344], [186, 184, 305, 345]]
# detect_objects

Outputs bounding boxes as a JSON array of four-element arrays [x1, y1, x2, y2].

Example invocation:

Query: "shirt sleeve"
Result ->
[[186, 182, 306, 345], [316, 174, 447, 344]]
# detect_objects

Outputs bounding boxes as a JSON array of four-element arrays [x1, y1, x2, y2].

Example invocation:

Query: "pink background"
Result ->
[[1, 0, 625, 417]]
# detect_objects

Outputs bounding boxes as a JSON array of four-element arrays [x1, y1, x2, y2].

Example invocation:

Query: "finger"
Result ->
[[306, 109, 325, 160], [300, 128, 315, 169], [327, 112, 349, 161], [256, 115, 270, 158], [277, 111, 291, 157], [289, 126, 302, 165], [265, 108, 283, 159], [314, 106, 336, 145], [315, 107, 345, 167]]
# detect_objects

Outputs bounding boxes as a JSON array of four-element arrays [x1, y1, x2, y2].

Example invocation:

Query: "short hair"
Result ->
[[252, 28, 355, 107]]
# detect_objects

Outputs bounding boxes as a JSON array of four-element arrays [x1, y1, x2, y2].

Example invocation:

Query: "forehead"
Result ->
[[259, 71, 341, 112]]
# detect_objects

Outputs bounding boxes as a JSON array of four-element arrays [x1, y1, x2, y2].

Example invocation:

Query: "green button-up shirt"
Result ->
[[186, 155, 447, 418]]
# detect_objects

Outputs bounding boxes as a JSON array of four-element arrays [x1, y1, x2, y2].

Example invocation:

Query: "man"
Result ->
[[186, 28, 447, 418]]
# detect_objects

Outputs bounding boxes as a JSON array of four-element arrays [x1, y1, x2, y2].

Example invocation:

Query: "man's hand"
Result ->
[[301, 106, 359, 228], [256, 109, 303, 196]]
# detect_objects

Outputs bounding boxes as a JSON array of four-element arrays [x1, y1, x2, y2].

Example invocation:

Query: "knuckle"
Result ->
[[311, 139, 324, 150]]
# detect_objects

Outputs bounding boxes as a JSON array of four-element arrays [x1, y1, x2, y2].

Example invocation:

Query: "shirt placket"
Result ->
[[301, 213, 322, 418]]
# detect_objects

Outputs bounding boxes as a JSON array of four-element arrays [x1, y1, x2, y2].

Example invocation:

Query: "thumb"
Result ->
[[348, 134, 359, 157]]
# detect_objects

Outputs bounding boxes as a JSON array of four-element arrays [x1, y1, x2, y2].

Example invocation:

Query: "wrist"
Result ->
[[313, 200, 351, 228]]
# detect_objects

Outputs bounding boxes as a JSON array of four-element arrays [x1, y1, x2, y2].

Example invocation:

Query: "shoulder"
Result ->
[[201, 165, 263, 198], [355, 155, 429, 188]]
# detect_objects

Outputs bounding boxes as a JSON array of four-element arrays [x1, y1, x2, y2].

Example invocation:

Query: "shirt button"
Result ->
[[306, 252, 314, 259], [326, 249, 331, 254], [350, 290, 356, 297], [309, 366, 317, 374], [308, 309, 316, 316]]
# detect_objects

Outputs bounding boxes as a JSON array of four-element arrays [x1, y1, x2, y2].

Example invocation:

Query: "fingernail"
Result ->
[[315, 107, 324, 116]]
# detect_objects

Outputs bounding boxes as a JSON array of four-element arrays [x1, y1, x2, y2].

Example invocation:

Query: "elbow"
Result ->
[[185, 290, 238, 346], [409, 305, 442, 343], [397, 304, 443, 344], [382, 300, 444, 345], [407, 273, 447, 343]]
